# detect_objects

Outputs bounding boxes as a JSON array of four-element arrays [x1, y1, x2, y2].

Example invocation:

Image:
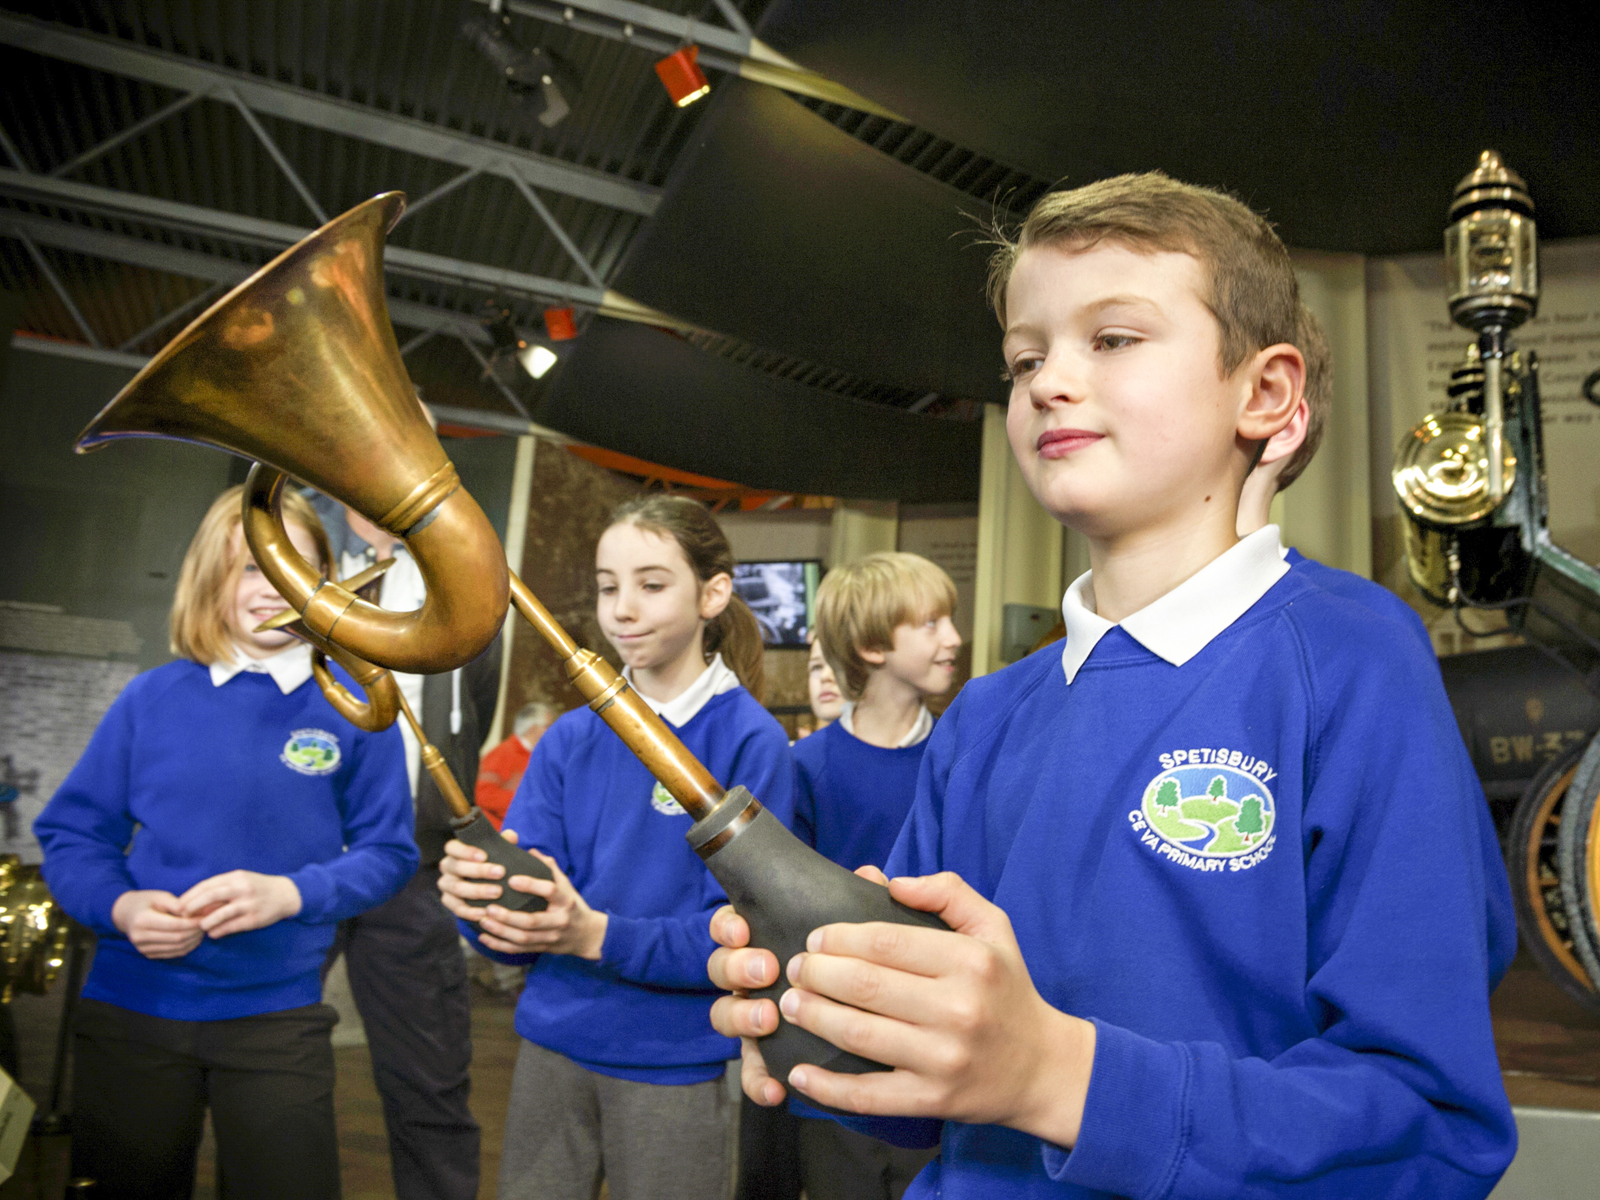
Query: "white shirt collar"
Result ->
[[209, 641, 314, 695], [624, 653, 740, 727], [838, 701, 933, 748], [1059, 525, 1290, 685]]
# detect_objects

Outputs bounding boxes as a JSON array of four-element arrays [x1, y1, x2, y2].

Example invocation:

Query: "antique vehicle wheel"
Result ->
[[1507, 744, 1600, 1011], [1556, 734, 1600, 993]]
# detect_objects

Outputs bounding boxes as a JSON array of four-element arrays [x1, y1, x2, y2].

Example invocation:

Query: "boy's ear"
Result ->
[[1236, 343, 1304, 444], [858, 645, 888, 666], [699, 572, 733, 621], [1257, 397, 1310, 468]]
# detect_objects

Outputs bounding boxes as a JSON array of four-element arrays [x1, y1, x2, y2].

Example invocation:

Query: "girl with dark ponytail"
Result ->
[[610, 494, 766, 701], [439, 493, 795, 1200]]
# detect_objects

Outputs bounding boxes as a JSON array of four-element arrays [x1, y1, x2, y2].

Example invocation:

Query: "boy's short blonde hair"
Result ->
[[987, 172, 1301, 379], [170, 484, 330, 665], [816, 552, 957, 701], [1277, 302, 1331, 492]]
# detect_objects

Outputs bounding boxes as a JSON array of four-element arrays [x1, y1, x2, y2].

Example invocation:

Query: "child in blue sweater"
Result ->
[[439, 494, 795, 1200], [35, 485, 416, 1200], [710, 173, 1517, 1198], [796, 552, 961, 875], [791, 552, 960, 1199]]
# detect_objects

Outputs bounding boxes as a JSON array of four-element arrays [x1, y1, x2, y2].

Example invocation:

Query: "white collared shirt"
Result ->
[[624, 653, 740, 727], [343, 544, 429, 797], [209, 641, 314, 695], [1059, 525, 1290, 685], [838, 701, 934, 748]]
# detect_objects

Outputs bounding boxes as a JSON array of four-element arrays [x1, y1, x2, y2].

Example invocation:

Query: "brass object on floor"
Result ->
[[0, 854, 72, 1003]]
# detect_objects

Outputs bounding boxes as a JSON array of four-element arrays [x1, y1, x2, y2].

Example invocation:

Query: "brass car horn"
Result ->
[[74, 191, 945, 1085]]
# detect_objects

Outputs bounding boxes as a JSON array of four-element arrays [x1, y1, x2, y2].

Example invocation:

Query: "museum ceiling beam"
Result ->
[[0, 10, 661, 217], [0, 208, 494, 345], [0, 168, 697, 333]]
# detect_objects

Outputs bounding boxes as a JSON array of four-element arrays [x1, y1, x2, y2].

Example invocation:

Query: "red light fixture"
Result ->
[[655, 45, 710, 108], [544, 306, 578, 341]]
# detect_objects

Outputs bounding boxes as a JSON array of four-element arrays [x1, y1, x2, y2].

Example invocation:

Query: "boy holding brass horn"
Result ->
[[710, 173, 1517, 1198], [35, 486, 416, 1200]]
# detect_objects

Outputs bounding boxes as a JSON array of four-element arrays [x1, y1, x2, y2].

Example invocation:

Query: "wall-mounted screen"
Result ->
[[731, 560, 821, 648]]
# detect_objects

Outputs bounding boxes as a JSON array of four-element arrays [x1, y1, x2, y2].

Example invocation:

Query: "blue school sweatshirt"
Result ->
[[793, 718, 927, 871], [1285, 546, 1433, 651], [465, 686, 795, 1084], [35, 660, 416, 1021], [1285, 550, 1516, 985], [848, 566, 1516, 1199]]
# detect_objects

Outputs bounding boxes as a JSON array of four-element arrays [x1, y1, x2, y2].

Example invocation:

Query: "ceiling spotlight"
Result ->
[[656, 45, 710, 108], [544, 306, 578, 341], [519, 342, 560, 379], [461, 10, 579, 127], [482, 307, 560, 381]]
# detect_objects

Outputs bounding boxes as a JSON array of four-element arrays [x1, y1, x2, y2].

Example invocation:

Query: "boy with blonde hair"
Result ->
[[786, 551, 959, 1200], [710, 172, 1515, 1198]]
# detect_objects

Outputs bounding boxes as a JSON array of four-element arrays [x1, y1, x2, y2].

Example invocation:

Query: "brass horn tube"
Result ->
[[506, 575, 726, 822], [284, 612, 472, 818], [391, 689, 474, 821], [309, 643, 401, 734], [243, 464, 509, 675]]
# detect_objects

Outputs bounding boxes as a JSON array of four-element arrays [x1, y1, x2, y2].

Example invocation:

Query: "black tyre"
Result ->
[[1556, 733, 1600, 992], [1507, 742, 1600, 1011]]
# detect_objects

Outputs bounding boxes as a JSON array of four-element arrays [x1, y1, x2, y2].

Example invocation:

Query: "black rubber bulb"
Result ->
[[688, 787, 949, 1089], [451, 809, 554, 912]]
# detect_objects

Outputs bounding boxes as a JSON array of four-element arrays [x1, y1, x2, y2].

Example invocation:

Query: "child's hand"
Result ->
[[439, 830, 607, 960], [725, 870, 1098, 1148], [708, 900, 789, 1106], [175, 871, 302, 938], [111, 889, 203, 959], [438, 833, 512, 919]]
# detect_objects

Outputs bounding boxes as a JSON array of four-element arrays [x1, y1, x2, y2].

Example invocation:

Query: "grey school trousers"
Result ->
[[498, 1039, 734, 1200]]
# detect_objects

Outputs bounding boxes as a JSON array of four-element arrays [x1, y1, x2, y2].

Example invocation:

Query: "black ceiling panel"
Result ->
[[614, 79, 1006, 403], [539, 317, 981, 502], [756, 0, 1600, 254]]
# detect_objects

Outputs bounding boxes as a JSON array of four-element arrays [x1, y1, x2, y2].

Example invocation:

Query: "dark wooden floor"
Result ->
[[5, 947, 1597, 1199], [1492, 951, 1600, 1111]]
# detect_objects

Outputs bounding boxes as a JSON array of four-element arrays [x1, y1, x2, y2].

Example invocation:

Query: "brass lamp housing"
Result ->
[[1393, 409, 1517, 530], [1445, 150, 1538, 333]]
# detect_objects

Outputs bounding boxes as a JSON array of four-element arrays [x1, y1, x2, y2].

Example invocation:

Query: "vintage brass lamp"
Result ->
[[1394, 153, 1600, 993], [73, 192, 943, 1083], [1393, 152, 1600, 631]]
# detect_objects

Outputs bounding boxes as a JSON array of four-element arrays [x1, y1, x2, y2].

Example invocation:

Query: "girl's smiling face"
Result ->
[[227, 521, 322, 659], [596, 520, 730, 677]]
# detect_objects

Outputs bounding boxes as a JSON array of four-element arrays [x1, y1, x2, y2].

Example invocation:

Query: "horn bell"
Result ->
[[73, 191, 510, 673]]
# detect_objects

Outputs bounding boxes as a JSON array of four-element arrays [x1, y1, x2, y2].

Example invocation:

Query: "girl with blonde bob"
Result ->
[[439, 493, 796, 1200], [36, 485, 416, 1200]]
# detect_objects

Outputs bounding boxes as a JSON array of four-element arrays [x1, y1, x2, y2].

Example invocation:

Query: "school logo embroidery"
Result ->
[[1128, 748, 1277, 873], [650, 780, 686, 816], [281, 728, 342, 776]]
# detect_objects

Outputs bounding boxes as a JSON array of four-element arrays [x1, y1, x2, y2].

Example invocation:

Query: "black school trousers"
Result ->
[[70, 996, 341, 1200], [325, 865, 480, 1200]]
